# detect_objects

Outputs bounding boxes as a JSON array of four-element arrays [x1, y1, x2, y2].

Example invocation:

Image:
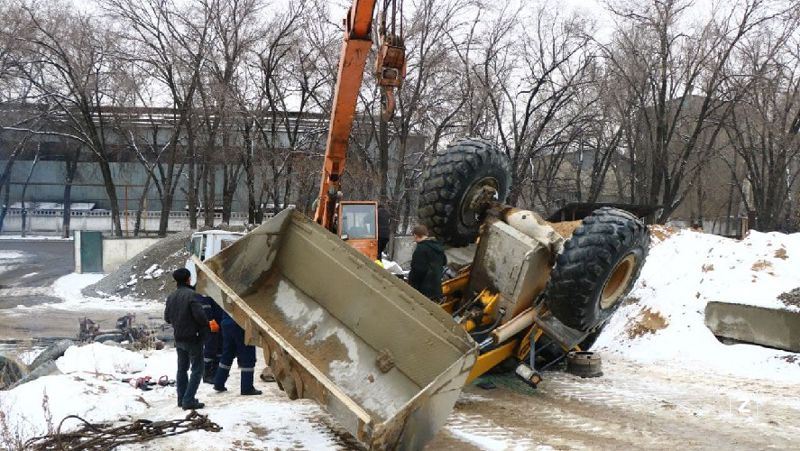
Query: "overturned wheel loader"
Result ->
[[418, 137, 650, 384], [194, 137, 649, 451]]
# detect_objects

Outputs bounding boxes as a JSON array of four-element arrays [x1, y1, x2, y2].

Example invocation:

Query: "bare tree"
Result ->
[[605, 0, 787, 222], [21, 1, 126, 235], [722, 11, 800, 231], [456, 4, 596, 210], [103, 0, 214, 236]]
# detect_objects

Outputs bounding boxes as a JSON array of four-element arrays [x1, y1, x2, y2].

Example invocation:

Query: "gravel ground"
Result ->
[[82, 230, 195, 302], [778, 287, 800, 309]]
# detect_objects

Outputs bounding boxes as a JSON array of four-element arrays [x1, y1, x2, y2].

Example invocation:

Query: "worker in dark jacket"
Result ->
[[213, 311, 262, 396], [164, 268, 210, 410], [377, 204, 391, 257], [408, 224, 447, 300], [196, 294, 223, 384]]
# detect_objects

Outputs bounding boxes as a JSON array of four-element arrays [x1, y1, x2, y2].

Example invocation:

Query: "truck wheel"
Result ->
[[543, 207, 649, 331], [418, 138, 511, 246]]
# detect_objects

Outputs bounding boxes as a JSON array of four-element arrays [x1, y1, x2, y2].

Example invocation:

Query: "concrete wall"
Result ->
[[102, 238, 162, 273]]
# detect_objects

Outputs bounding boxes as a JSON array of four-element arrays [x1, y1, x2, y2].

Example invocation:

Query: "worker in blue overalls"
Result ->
[[195, 293, 223, 384], [212, 311, 262, 395]]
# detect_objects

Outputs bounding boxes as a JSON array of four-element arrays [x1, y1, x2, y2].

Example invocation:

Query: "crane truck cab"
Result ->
[[337, 200, 379, 260], [185, 230, 244, 286]]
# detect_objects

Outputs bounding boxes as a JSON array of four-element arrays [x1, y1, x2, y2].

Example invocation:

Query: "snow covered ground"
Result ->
[[3, 272, 161, 312], [0, 344, 347, 450], [595, 228, 800, 383]]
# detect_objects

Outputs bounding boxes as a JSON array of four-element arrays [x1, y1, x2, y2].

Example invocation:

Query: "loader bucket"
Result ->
[[194, 208, 478, 450]]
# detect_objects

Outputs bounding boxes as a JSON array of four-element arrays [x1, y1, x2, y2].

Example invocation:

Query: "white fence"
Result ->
[[1, 209, 251, 236]]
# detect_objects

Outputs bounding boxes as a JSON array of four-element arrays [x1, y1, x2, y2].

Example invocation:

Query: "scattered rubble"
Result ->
[[778, 288, 800, 309], [751, 259, 773, 272], [78, 314, 164, 351]]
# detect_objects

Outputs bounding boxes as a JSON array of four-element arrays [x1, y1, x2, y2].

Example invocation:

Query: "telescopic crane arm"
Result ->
[[313, 0, 406, 231]]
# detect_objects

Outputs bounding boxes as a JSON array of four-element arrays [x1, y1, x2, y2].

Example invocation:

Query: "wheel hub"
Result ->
[[460, 177, 499, 228], [600, 254, 637, 310]]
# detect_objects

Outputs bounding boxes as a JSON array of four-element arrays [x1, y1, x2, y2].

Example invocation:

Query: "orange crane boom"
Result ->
[[313, 0, 377, 230], [313, 0, 405, 238]]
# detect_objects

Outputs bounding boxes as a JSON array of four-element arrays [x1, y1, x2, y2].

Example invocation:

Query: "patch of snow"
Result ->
[[56, 343, 146, 375], [17, 348, 45, 365], [142, 264, 164, 280], [0, 250, 26, 260], [596, 229, 800, 383], [52, 272, 106, 302], [446, 413, 539, 450], [7, 273, 159, 312]]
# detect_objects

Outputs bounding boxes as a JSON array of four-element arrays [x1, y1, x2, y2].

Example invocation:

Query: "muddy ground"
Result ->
[[428, 356, 800, 450]]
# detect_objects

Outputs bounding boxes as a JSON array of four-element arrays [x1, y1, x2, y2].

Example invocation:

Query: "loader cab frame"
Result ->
[[337, 200, 379, 261]]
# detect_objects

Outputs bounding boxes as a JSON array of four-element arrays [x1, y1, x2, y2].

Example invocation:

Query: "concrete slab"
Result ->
[[705, 301, 800, 352]]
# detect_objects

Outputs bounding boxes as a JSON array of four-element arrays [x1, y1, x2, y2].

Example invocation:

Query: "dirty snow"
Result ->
[[595, 229, 800, 383]]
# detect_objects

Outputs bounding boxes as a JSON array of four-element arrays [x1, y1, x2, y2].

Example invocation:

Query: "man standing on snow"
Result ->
[[164, 268, 209, 410], [196, 293, 223, 384], [408, 224, 447, 300], [213, 310, 263, 396]]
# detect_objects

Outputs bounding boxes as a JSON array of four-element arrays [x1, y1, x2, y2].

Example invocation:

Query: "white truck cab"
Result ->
[[185, 230, 245, 285]]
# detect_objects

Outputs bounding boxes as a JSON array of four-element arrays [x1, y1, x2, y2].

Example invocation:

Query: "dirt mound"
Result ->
[[626, 307, 668, 339], [83, 230, 194, 302], [648, 224, 678, 242]]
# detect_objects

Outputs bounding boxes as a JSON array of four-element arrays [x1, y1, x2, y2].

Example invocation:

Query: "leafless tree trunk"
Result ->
[[61, 144, 81, 238], [20, 145, 39, 237]]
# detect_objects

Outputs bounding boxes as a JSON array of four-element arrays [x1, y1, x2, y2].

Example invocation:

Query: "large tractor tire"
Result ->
[[543, 207, 649, 331], [418, 138, 511, 246]]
